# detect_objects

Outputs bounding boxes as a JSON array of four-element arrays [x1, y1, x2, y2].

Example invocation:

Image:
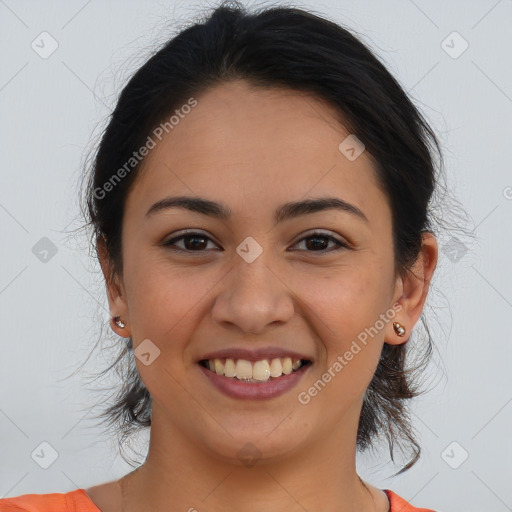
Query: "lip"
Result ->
[[197, 347, 313, 363], [198, 361, 311, 400]]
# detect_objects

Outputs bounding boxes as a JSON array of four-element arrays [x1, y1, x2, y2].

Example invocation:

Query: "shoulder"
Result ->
[[0, 489, 100, 512], [384, 489, 438, 512]]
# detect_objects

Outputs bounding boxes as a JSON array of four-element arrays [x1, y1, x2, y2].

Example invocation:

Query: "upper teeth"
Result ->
[[206, 357, 303, 382]]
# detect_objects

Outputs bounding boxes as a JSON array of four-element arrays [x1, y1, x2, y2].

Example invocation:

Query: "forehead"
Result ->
[[125, 80, 390, 227]]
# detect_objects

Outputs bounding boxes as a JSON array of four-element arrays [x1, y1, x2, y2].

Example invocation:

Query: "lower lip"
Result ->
[[198, 363, 310, 400]]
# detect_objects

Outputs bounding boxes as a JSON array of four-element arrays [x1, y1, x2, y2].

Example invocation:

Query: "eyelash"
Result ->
[[162, 230, 349, 255]]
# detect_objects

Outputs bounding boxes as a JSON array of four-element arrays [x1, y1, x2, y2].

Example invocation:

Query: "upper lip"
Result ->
[[197, 347, 313, 363]]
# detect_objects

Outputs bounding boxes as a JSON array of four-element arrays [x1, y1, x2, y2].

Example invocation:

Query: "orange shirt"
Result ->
[[0, 488, 436, 511]]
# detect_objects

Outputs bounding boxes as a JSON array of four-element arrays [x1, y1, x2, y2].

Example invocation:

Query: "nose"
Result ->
[[211, 254, 295, 335]]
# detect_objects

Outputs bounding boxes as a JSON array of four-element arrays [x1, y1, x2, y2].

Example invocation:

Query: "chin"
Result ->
[[198, 422, 309, 467]]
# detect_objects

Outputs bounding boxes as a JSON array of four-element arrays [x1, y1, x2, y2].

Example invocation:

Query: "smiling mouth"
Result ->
[[199, 357, 311, 383]]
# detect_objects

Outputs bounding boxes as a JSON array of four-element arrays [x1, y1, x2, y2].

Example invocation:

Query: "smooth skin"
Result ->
[[89, 80, 438, 512]]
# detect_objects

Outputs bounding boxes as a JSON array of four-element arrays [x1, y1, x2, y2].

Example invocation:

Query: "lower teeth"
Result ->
[[208, 365, 304, 382], [236, 376, 277, 383]]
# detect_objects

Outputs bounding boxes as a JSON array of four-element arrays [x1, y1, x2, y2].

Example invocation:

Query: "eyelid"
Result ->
[[294, 229, 348, 245]]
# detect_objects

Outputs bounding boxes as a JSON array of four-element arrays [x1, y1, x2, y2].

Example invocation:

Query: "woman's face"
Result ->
[[105, 79, 430, 465]]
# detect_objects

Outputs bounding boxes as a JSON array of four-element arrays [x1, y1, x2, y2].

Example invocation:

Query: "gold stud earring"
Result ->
[[393, 321, 406, 337], [113, 316, 126, 329]]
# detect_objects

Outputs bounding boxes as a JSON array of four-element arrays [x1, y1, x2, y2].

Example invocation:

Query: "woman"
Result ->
[[1, 2, 441, 511]]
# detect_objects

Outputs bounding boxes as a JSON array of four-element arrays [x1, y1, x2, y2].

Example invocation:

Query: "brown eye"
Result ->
[[291, 231, 348, 254], [163, 232, 219, 252]]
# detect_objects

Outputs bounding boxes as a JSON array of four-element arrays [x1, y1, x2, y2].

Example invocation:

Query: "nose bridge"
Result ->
[[211, 242, 295, 334]]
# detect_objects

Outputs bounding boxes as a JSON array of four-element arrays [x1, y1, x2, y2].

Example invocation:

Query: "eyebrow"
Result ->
[[145, 195, 369, 224]]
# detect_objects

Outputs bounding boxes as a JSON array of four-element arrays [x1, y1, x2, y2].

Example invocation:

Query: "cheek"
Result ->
[[124, 264, 205, 404], [294, 262, 391, 336], [123, 254, 232, 384], [291, 262, 391, 388], [122, 252, 205, 346]]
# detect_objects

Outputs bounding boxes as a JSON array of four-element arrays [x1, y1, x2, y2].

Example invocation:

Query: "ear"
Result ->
[[97, 235, 131, 337], [386, 232, 438, 345]]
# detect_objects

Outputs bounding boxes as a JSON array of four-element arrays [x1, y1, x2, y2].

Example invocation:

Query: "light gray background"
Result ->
[[1, 1, 511, 511]]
